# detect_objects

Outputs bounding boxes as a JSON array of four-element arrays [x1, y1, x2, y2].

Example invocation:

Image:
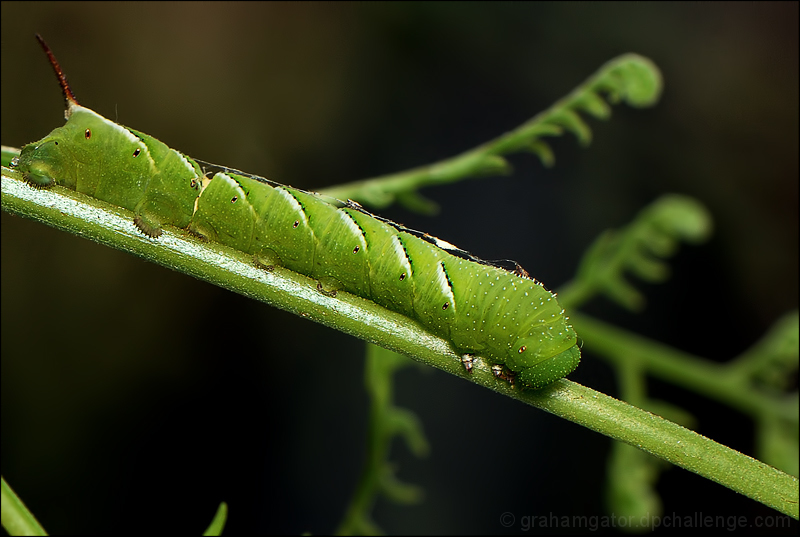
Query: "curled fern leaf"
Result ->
[[529, 53, 663, 155], [321, 54, 663, 207], [545, 109, 594, 146], [598, 54, 664, 108], [558, 194, 711, 311]]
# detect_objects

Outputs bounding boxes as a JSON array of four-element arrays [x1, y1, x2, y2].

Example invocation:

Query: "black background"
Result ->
[[2, 3, 797, 534]]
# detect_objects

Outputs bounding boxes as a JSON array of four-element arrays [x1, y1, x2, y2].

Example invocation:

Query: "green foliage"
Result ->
[[202, 502, 228, 536], [336, 345, 429, 535], [1, 476, 228, 536], [1, 477, 47, 536], [552, 191, 796, 524], [558, 194, 713, 312]]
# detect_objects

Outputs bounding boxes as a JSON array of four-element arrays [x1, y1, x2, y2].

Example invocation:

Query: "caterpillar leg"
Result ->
[[252, 255, 275, 272], [460, 354, 475, 374], [133, 213, 163, 238], [316, 280, 339, 297], [491, 365, 516, 386]]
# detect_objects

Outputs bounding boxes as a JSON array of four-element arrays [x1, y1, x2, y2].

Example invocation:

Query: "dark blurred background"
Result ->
[[1, 2, 797, 534]]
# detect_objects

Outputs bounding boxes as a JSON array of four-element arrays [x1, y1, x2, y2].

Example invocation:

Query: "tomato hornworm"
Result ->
[[12, 35, 580, 389]]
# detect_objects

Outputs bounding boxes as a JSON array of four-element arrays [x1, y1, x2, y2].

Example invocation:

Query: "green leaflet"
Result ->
[[12, 35, 580, 389]]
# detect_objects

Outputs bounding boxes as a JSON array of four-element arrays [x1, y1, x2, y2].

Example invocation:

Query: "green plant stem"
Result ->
[[534, 381, 799, 519], [337, 347, 427, 535], [318, 150, 510, 210], [1, 477, 48, 536], [335, 346, 395, 536], [570, 313, 798, 424], [202, 502, 228, 536]]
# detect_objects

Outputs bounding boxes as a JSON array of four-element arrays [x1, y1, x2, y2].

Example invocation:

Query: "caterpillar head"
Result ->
[[507, 334, 581, 389], [16, 125, 77, 189], [516, 346, 581, 389]]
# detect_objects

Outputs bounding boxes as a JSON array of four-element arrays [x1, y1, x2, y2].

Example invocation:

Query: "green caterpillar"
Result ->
[[13, 35, 580, 389]]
